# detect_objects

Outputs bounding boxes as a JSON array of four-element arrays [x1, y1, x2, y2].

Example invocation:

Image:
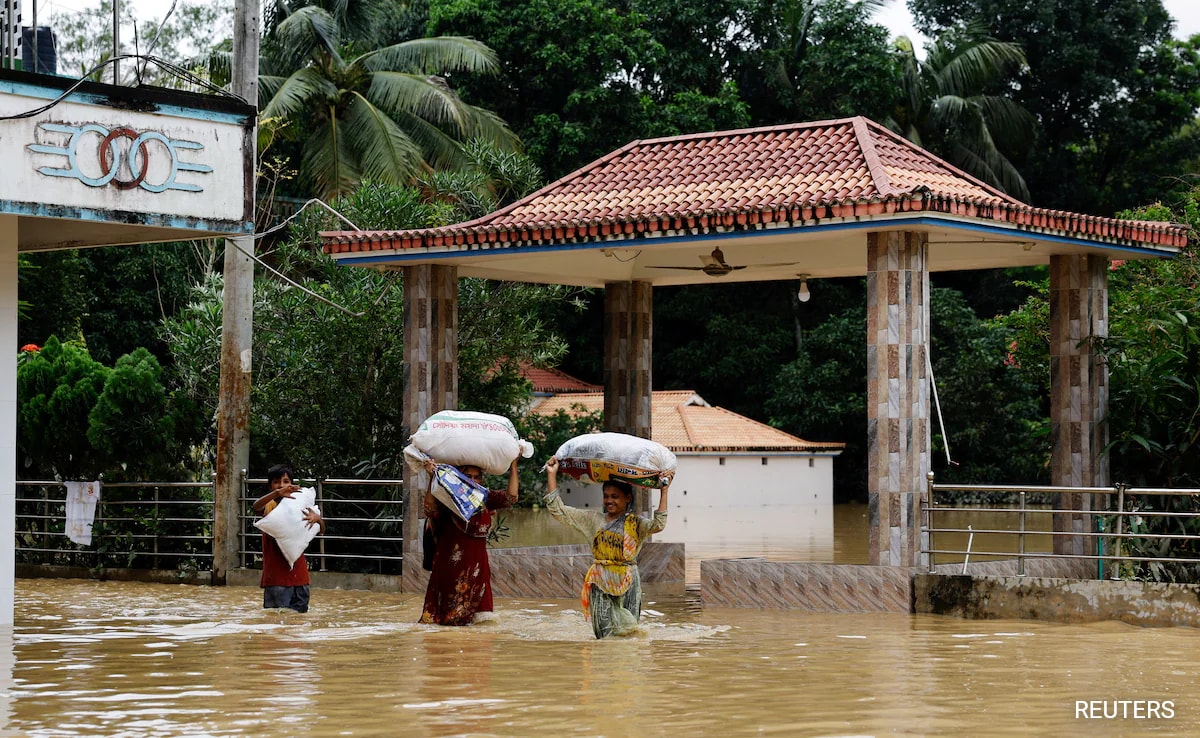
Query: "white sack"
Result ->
[[254, 486, 320, 569], [407, 410, 534, 475]]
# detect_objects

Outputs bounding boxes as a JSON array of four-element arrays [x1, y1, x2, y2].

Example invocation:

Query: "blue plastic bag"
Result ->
[[431, 464, 488, 522]]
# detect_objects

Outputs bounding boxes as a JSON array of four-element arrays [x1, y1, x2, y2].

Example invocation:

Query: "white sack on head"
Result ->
[[555, 432, 677, 488], [408, 410, 534, 475], [254, 486, 320, 569]]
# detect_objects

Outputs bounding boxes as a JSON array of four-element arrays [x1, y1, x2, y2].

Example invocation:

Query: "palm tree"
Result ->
[[888, 26, 1035, 200], [258, 4, 519, 199]]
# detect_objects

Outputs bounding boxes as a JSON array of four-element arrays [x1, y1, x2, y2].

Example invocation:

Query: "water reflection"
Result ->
[[500, 503, 1052, 582]]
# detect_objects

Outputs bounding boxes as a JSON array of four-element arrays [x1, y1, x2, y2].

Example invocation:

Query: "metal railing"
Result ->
[[16, 480, 215, 572], [16, 474, 407, 576], [239, 475, 406, 576], [923, 473, 1200, 579]]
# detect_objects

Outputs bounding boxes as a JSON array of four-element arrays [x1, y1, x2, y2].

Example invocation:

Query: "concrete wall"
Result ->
[[403, 541, 685, 598], [915, 573, 1200, 628], [701, 560, 914, 612]]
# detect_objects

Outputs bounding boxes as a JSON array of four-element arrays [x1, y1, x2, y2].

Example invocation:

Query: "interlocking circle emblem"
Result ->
[[30, 122, 213, 193]]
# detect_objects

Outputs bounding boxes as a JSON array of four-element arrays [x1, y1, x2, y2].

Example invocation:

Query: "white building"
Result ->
[[529, 381, 845, 580], [531, 385, 844, 508]]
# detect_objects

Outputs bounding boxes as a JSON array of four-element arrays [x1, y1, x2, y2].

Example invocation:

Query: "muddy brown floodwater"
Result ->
[[6, 574, 1199, 737]]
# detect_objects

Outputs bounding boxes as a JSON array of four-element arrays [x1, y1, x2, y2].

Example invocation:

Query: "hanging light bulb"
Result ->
[[797, 275, 811, 303]]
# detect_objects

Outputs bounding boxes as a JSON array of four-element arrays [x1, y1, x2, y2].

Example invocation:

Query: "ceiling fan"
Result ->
[[646, 246, 799, 278]]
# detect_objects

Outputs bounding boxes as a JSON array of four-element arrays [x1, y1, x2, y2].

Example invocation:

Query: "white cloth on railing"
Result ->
[[64, 481, 101, 546]]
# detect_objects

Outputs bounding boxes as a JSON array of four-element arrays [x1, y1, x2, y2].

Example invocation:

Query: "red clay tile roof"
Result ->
[[323, 116, 1187, 254], [521, 362, 602, 393], [531, 390, 844, 453]]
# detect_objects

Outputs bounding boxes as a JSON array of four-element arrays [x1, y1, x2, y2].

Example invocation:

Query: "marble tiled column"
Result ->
[[1049, 255, 1109, 557], [402, 264, 458, 551], [603, 281, 653, 511], [866, 231, 930, 567]]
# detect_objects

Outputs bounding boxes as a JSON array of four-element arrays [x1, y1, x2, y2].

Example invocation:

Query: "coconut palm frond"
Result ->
[[303, 109, 362, 200], [935, 39, 1025, 97], [257, 74, 288, 107], [390, 109, 470, 172], [952, 126, 1031, 200], [927, 94, 970, 132], [274, 5, 343, 66], [261, 66, 339, 121], [360, 36, 500, 76], [343, 94, 426, 185], [971, 95, 1036, 141], [461, 105, 521, 153], [368, 71, 475, 136]]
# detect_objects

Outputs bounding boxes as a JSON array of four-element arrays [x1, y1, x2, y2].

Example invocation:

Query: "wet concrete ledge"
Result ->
[[402, 542, 686, 598], [701, 560, 915, 612], [914, 574, 1200, 628], [17, 542, 686, 598]]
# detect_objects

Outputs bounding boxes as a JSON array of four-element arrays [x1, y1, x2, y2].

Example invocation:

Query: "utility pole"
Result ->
[[212, 0, 258, 585]]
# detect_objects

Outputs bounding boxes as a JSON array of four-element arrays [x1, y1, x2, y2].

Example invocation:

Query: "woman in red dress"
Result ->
[[418, 458, 518, 625]]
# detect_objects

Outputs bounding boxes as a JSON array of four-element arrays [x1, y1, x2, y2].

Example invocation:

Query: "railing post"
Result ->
[[1113, 483, 1125, 579], [42, 484, 50, 566], [237, 469, 248, 569], [1018, 490, 1026, 577], [316, 478, 326, 572], [923, 471, 934, 571], [153, 485, 160, 570]]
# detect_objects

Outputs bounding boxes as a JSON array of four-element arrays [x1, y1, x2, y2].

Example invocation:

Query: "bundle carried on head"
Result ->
[[403, 409, 535, 476], [555, 432, 677, 489]]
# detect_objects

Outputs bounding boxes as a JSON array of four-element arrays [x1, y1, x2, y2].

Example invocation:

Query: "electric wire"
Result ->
[[0, 52, 245, 122]]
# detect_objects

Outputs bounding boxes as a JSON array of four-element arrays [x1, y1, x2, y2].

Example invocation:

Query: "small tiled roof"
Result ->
[[531, 390, 844, 454], [323, 116, 1186, 254], [521, 362, 601, 394]]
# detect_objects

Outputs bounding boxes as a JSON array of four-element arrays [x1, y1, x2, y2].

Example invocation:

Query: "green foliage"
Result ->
[[86, 348, 200, 480], [888, 24, 1033, 199], [765, 289, 868, 501], [910, 0, 1200, 214], [926, 288, 1046, 486], [429, 0, 657, 178], [258, 2, 518, 199], [656, 281, 800, 423], [739, 0, 899, 125], [20, 242, 215, 366], [17, 337, 110, 479], [49, 0, 233, 86], [164, 176, 577, 479], [513, 406, 604, 505], [17, 336, 201, 482]]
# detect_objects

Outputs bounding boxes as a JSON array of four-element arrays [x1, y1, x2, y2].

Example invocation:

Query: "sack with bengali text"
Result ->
[[405, 410, 534, 475], [554, 432, 677, 489]]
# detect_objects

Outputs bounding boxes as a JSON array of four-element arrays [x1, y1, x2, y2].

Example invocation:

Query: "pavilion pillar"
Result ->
[[603, 281, 653, 511], [0, 216, 15, 624], [402, 264, 458, 552], [866, 231, 930, 567], [1048, 255, 1108, 557]]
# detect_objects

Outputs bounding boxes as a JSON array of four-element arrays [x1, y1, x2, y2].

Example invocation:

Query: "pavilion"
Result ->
[[321, 115, 1187, 573]]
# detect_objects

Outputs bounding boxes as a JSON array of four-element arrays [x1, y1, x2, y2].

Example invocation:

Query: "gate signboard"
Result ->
[[0, 68, 255, 251]]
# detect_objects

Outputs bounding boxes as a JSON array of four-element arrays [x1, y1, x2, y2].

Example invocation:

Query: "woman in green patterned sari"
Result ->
[[543, 457, 671, 638]]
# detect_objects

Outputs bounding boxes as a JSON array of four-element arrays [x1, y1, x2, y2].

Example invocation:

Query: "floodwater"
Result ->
[[9, 578, 1200, 737]]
